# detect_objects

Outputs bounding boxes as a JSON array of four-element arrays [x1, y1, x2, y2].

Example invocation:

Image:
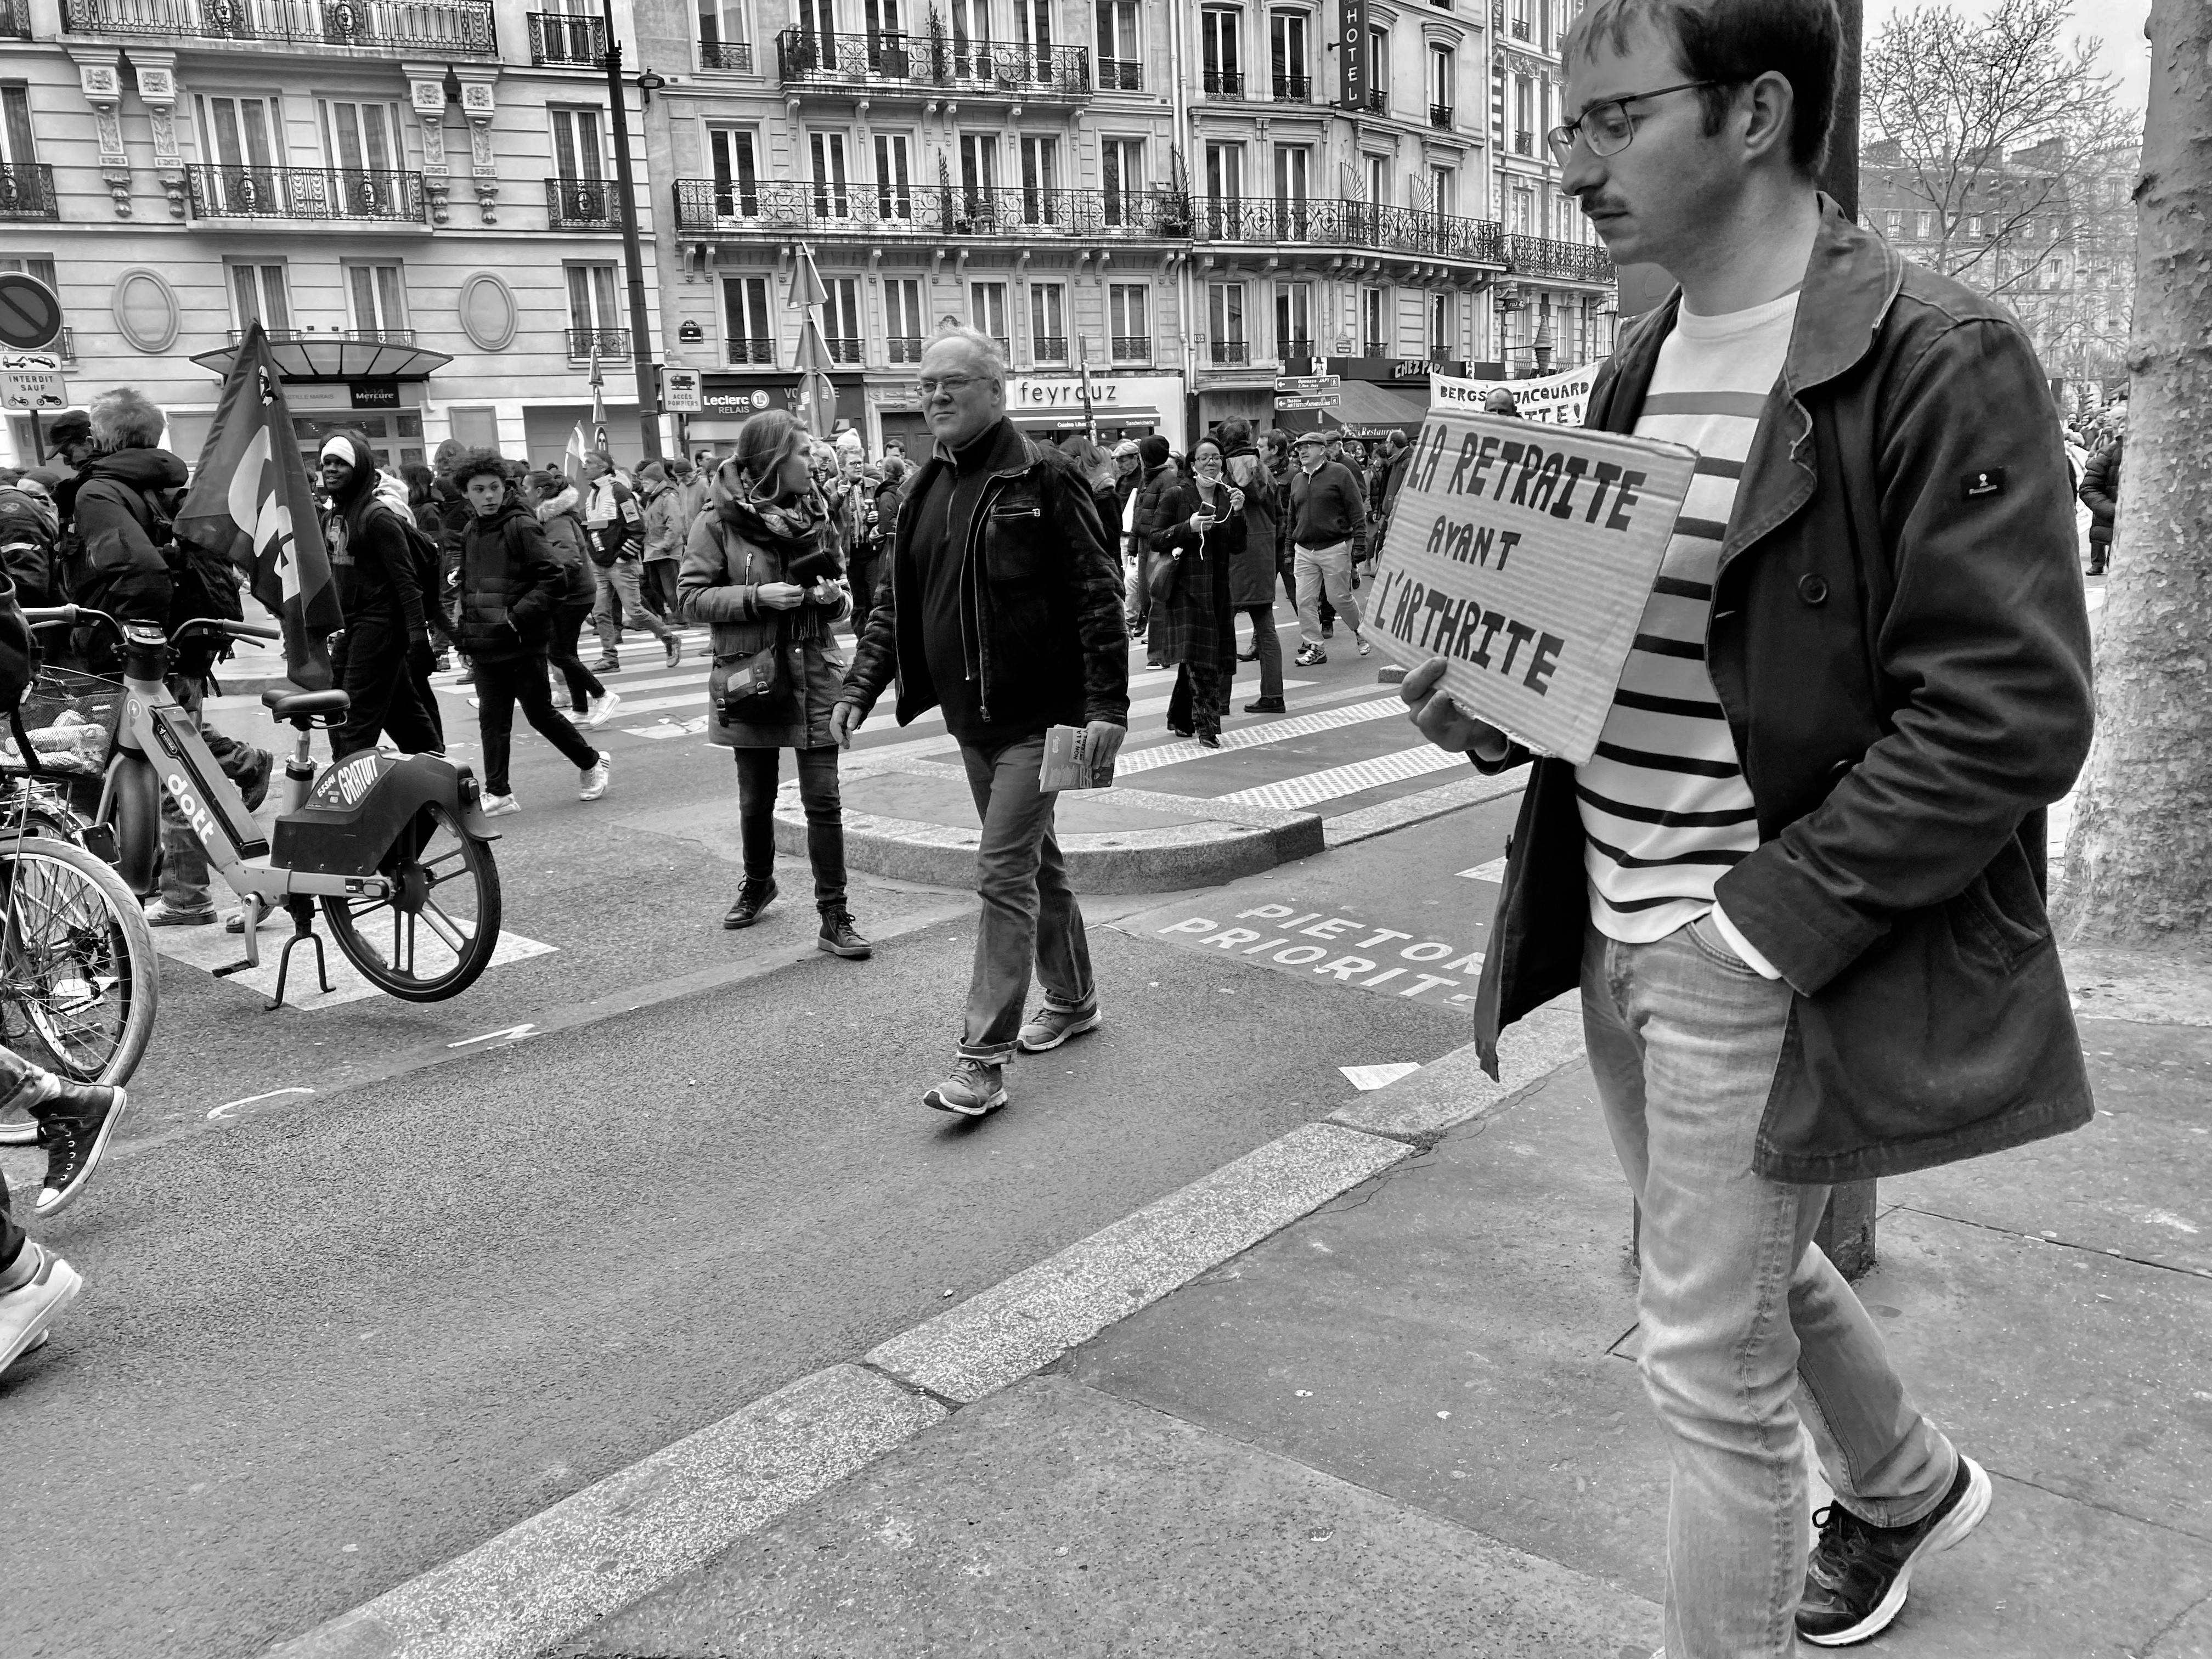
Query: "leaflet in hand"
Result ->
[[1039, 724, 1113, 792]]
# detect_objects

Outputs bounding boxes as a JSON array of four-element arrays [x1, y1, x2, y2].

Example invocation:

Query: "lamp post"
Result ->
[[600, 0, 663, 460]]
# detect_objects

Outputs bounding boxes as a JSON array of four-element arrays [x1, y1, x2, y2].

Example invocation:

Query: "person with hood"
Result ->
[[318, 431, 445, 763], [636, 460, 687, 623], [850, 453, 907, 645], [580, 450, 680, 672], [2078, 409, 2121, 577], [679, 410, 870, 958], [449, 448, 608, 814], [1127, 434, 1178, 656], [1214, 419, 1285, 713], [65, 388, 270, 926], [529, 469, 617, 727]]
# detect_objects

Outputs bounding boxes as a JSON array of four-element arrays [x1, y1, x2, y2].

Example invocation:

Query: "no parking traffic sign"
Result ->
[[0, 272, 63, 353]]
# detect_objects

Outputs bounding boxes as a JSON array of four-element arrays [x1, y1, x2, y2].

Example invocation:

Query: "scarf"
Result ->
[[719, 483, 837, 571]]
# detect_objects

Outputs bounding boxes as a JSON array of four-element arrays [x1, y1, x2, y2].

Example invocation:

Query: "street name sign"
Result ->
[[0, 273, 63, 352], [1274, 393, 1340, 411], [1363, 409, 1696, 764], [1274, 374, 1342, 395]]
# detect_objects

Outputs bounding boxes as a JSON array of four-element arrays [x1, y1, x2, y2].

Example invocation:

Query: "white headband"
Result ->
[[319, 436, 355, 466]]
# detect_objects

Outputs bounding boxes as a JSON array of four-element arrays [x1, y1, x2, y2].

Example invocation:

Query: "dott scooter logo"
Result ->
[[159, 765, 222, 849]]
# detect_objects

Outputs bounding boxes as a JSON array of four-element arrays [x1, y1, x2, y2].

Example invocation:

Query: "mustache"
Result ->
[[1575, 193, 1628, 218]]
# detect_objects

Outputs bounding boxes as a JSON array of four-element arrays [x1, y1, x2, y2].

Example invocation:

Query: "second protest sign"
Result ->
[[1363, 409, 1697, 765]]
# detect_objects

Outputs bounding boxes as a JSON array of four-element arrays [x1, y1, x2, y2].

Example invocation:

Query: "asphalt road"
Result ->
[[0, 650, 1522, 1659]]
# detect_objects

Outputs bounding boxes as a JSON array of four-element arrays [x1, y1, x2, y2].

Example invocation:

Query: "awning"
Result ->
[[190, 336, 454, 382]]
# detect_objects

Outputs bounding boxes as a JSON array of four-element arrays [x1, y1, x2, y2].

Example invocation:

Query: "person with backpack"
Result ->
[[580, 450, 680, 673], [0, 470, 61, 607], [318, 431, 447, 763], [529, 469, 617, 727], [450, 448, 608, 815]]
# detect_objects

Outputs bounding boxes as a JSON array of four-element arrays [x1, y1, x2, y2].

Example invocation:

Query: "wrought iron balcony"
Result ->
[[1430, 102, 1454, 128], [1363, 87, 1386, 113], [63, 0, 496, 53], [1209, 340, 1250, 366], [727, 337, 774, 365], [1510, 15, 1528, 37], [527, 9, 602, 64], [187, 164, 425, 222], [1, 0, 29, 36], [0, 162, 57, 220], [774, 27, 1090, 94], [697, 36, 751, 69], [825, 335, 863, 364], [1272, 71, 1311, 101], [568, 326, 629, 359], [1202, 66, 1245, 98], [546, 176, 618, 228], [887, 335, 924, 364], [672, 178, 1192, 240], [1097, 56, 1141, 89], [1506, 233, 1616, 283], [1195, 195, 1506, 264], [1110, 334, 1150, 360], [1031, 335, 1069, 362], [1362, 339, 1386, 357], [1281, 336, 1314, 361]]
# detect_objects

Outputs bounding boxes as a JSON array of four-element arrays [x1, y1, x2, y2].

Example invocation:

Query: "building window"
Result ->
[[1365, 154, 1390, 206], [960, 131, 998, 195], [709, 127, 759, 216], [319, 97, 404, 177], [1109, 283, 1149, 360], [697, 0, 749, 66], [1030, 282, 1067, 362], [1273, 143, 1309, 207], [1206, 140, 1245, 201], [1201, 7, 1243, 95], [1275, 279, 1312, 360], [723, 273, 772, 363], [1514, 76, 1534, 151], [1207, 280, 1247, 363], [1429, 290, 1452, 356], [227, 260, 292, 335], [1428, 46, 1453, 124], [1915, 210, 1934, 239], [1361, 285, 1386, 355], [885, 276, 924, 363], [810, 130, 853, 218], [1101, 135, 1144, 224], [1096, 0, 1141, 88], [1429, 164, 1454, 216], [821, 276, 862, 362], [874, 132, 913, 219], [549, 105, 606, 184], [1366, 25, 1389, 106], [970, 280, 1009, 351], [0, 87, 36, 169], [1268, 9, 1308, 99], [344, 261, 408, 341], [1020, 134, 1062, 223], [1013, 0, 1051, 48], [1539, 0, 1553, 50], [567, 262, 624, 357], [1512, 185, 1533, 232], [949, 0, 990, 76]]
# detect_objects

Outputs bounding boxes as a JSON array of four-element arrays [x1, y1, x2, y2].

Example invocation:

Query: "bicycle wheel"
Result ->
[[0, 836, 160, 1090], [320, 799, 502, 1002]]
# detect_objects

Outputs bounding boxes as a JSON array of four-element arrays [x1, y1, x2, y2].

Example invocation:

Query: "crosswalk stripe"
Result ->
[[616, 679, 1324, 741], [1113, 697, 1405, 777], [1212, 743, 1465, 810]]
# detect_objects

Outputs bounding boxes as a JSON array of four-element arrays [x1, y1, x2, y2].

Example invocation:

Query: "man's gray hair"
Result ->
[[89, 387, 166, 450], [926, 325, 1008, 384]]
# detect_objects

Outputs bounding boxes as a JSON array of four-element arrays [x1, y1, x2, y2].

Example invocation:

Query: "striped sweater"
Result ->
[[1577, 289, 1796, 945]]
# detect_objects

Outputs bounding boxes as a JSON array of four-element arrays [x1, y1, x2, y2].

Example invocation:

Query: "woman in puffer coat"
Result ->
[[678, 409, 870, 960], [449, 448, 608, 815]]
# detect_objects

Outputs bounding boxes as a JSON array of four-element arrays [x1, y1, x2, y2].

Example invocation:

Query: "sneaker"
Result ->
[[1357, 635, 1372, 657], [587, 690, 624, 729], [1016, 1005, 1102, 1053], [0, 1244, 81, 1379], [481, 792, 522, 818], [922, 1057, 1008, 1117], [579, 754, 610, 801], [664, 636, 682, 667], [1197, 731, 1221, 749], [143, 898, 217, 927], [1295, 645, 1327, 667], [1244, 697, 1286, 713], [1798, 1454, 1992, 1647], [455, 669, 475, 686], [591, 656, 620, 674], [35, 1083, 127, 1218], [1321, 624, 1335, 639], [817, 908, 872, 959], [1237, 645, 1259, 662], [467, 696, 481, 709], [722, 877, 778, 929]]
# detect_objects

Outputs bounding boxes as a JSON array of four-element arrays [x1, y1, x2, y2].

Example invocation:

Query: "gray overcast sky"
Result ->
[[1859, 0, 2152, 114]]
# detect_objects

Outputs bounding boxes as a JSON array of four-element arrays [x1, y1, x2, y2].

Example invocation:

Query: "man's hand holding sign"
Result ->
[[1365, 410, 1698, 765]]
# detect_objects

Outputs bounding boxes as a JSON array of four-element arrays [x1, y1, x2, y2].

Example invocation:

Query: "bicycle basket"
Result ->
[[3, 665, 125, 816]]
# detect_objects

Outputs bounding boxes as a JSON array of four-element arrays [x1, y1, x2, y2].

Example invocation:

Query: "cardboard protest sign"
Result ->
[[1431, 366, 1603, 426], [1363, 410, 1697, 765]]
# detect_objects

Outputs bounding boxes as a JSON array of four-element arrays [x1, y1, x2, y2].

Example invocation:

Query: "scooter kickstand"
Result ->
[[266, 901, 334, 1012]]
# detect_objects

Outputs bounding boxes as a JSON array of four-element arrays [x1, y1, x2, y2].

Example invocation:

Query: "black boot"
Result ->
[[722, 876, 778, 929], [817, 907, 872, 959]]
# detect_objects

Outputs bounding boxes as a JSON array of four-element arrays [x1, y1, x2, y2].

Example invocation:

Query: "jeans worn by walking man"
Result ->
[[1404, 5, 2094, 1653], [836, 330, 1129, 1119]]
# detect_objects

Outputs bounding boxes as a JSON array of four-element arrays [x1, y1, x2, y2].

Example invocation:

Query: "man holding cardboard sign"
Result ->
[[1398, 1, 2093, 1654]]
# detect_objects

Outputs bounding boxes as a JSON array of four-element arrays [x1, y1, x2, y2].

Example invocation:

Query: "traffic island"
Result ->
[[774, 749, 1326, 893]]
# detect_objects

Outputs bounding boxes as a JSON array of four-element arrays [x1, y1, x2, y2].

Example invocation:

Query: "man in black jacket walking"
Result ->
[[319, 433, 444, 761], [834, 328, 1129, 1118]]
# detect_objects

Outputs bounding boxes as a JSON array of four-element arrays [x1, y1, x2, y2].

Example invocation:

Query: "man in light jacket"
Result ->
[[635, 460, 687, 623], [580, 450, 680, 672]]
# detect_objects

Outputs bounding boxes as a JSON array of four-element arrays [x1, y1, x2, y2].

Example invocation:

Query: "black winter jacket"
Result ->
[[455, 497, 563, 662], [2078, 439, 2121, 548]]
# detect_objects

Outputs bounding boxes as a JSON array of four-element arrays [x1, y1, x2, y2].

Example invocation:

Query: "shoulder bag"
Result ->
[[712, 526, 789, 722]]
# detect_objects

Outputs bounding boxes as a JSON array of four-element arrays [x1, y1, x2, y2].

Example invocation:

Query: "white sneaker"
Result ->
[[481, 792, 522, 817], [587, 690, 623, 729], [0, 1244, 82, 1378], [579, 754, 610, 801], [1357, 634, 1372, 657]]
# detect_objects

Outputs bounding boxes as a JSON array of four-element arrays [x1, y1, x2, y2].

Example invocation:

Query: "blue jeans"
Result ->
[[1582, 917, 1957, 1658], [592, 557, 675, 654], [956, 733, 1095, 1064]]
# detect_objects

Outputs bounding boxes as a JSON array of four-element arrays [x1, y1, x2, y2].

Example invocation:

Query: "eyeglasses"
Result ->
[[1545, 80, 1729, 163], [915, 374, 985, 398]]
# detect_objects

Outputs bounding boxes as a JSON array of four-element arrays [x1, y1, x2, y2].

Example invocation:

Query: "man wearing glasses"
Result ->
[[1403, 1, 2091, 1655], [834, 328, 1129, 1118]]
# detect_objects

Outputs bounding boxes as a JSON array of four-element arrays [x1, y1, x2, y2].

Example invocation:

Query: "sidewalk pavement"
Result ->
[[548, 945, 2212, 1659]]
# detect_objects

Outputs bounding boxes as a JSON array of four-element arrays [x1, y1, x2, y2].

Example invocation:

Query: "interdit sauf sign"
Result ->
[[1340, 0, 1368, 109]]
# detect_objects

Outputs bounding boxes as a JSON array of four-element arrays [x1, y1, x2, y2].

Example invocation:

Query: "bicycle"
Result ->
[[25, 605, 507, 1011], [0, 664, 160, 1143]]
